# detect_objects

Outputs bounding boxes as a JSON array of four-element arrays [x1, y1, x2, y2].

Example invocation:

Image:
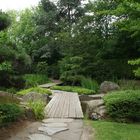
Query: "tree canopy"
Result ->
[[0, 0, 140, 87]]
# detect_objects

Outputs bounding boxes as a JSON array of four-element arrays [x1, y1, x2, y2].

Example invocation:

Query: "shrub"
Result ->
[[6, 87, 17, 94], [0, 95, 20, 104], [51, 86, 95, 95], [48, 64, 60, 79], [59, 56, 83, 85], [0, 103, 23, 125], [28, 100, 45, 120], [81, 77, 99, 92], [23, 74, 50, 88], [60, 75, 83, 86], [119, 79, 140, 90], [17, 87, 52, 95], [104, 90, 140, 122], [36, 62, 48, 75]]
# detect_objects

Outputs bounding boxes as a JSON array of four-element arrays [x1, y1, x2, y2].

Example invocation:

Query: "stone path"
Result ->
[[28, 118, 84, 140], [39, 80, 62, 88]]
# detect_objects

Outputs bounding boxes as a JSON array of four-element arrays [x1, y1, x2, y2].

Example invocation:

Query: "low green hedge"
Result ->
[[17, 87, 52, 95], [104, 90, 140, 122], [51, 86, 95, 95], [0, 103, 23, 125]]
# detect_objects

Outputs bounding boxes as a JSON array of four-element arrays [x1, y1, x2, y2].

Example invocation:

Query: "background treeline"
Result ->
[[0, 0, 140, 88]]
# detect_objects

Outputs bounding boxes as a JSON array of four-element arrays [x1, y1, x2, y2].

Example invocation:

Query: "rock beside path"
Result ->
[[38, 126, 68, 136], [99, 81, 120, 93], [82, 99, 106, 119], [22, 92, 48, 104], [29, 134, 52, 140]]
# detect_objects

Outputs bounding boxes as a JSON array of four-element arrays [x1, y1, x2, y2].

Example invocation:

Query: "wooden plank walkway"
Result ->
[[44, 90, 84, 119]]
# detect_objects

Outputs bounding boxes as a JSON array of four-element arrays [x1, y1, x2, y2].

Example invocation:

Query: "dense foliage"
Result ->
[[104, 90, 140, 122], [0, 103, 23, 125], [0, 0, 140, 85]]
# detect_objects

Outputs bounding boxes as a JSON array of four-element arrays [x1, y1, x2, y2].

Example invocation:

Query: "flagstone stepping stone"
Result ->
[[38, 126, 68, 136], [42, 123, 67, 127], [42, 118, 74, 123], [29, 133, 51, 140]]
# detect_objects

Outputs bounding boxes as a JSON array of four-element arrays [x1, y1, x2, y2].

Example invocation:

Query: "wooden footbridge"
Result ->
[[44, 90, 84, 119]]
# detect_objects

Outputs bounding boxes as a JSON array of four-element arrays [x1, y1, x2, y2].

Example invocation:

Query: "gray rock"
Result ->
[[79, 94, 105, 101], [38, 126, 68, 135], [22, 92, 48, 104], [0, 91, 20, 103], [29, 134, 51, 140], [25, 108, 35, 120], [81, 99, 106, 119], [99, 81, 120, 93], [42, 123, 67, 127]]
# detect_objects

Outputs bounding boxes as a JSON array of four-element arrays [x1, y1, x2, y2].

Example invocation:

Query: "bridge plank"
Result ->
[[45, 91, 83, 119]]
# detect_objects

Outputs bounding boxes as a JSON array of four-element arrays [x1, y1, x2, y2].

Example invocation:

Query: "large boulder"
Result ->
[[81, 99, 106, 120], [0, 91, 20, 103], [99, 81, 120, 93], [22, 92, 48, 105]]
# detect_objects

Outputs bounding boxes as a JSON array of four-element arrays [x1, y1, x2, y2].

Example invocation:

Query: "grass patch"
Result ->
[[23, 74, 50, 88], [91, 120, 140, 140], [17, 87, 52, 95], [51, 86, 95, 95]]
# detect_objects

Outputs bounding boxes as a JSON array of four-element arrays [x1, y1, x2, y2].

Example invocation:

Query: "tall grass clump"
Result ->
[[81, 77, 99, 92], [28, 100, 45, 120], [23, 74, 50, 88]]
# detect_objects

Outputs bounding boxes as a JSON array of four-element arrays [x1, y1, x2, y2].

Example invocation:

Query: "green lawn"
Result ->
[[91, 121, 140, 140]]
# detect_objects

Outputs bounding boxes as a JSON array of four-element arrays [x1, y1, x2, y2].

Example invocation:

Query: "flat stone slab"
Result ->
[[29, 134, 51, 140], [39, 83, 57, 88], [79, 94, 105, 101], [52, 120, 83, 140], [42, 118, 74, 123], [42, 123, 67, 127], [38, 126, 68, 136]]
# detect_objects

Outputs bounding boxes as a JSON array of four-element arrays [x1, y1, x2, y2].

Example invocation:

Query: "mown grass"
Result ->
[[90, 120, 140, 140], [51, 86, 95, 95], [17, 87, 52, 95]]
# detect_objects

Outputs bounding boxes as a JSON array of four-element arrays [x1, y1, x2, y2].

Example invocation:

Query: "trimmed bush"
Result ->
[[17, 87, 52, 95], [104, 90, 140, 122], [51, 86, 95, 95], [0, 103, 23, 125]]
